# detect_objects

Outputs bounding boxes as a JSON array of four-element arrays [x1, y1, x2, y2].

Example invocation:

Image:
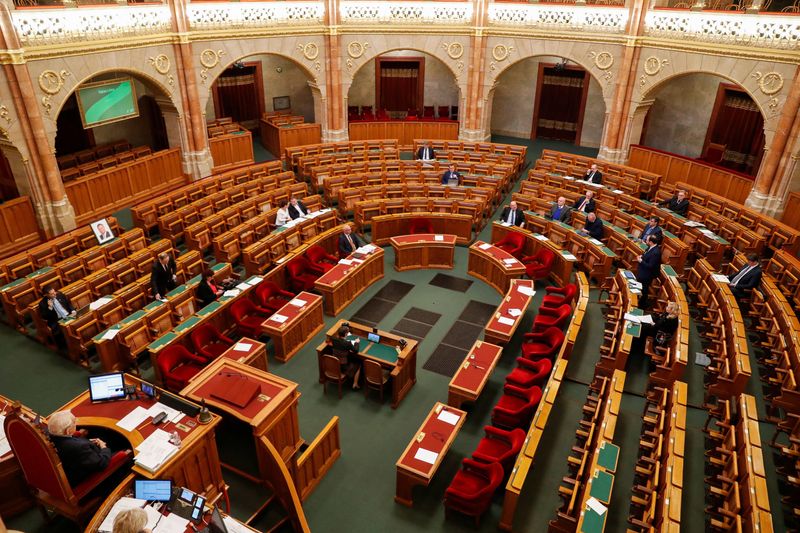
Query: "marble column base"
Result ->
[[460, 128, 490, 142], [744, 189, 785, 217], [597, 146, 627, 164], [182, 150, 214, 181], [323, 128, 349, 142], [35, 196, 76, 236]]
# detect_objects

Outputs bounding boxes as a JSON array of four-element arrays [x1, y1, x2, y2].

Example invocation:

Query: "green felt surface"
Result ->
[[580, 508, 606, 533], [165, 285, 186, 298], [589, 470, 614, 503], [364, 341, 399, 363], [174, 315, 201, 333], [197, 301, 221, 317], [148, 331, 177, 350], [596, 442, 620, 472]]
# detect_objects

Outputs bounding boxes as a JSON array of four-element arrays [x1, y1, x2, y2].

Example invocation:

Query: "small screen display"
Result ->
[[367, 332, 380, 343], [180, 488, 195, 503], [134, 479, 172, 501], [88, 372, 126, 402]]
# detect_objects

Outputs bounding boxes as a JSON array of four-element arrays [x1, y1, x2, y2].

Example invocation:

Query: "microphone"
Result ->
[[218, 371, 246, 379]]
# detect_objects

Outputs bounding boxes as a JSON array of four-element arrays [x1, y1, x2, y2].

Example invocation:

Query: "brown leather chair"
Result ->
[[322, 354, 347, 398], [363, 359, 389, 402]]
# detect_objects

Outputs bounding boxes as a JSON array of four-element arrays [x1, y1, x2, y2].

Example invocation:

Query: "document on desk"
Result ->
[[338, 259, 354, 266], [135, 429, 179, 472], [89, 297, 114, 311], [414, 448, 438, 465], [712, 274, 730, 283], [98, 497, 147, 532], [151, 511, 189, 533], [116, 406, 152, 432], [639, 315, 655, 325], [289, 298, 307, 307], [233, 342, 252, 352], [589, 238, 603, 246], [434, 234, 444, 241], [508, 308, 522, 317], [497, 316, 515, 326], [101, 328, 120, 340], [147, 403, 183, 424], [517, 285, 535, 296], [587, 496, 607, 515], [223, 289, 240, 298], [562, 252, 578, 261], [437, 409, 461, 425], [534, 234, 549, 241], [479, 243, 492, 250], [0, 434, 10, 456], [623, 313, 642, 323], [223, 516, 254, 533], [247, 276, 263, 286], [503, 258, 517, 265], [236, 282, 251, 291], [270, 313, 288, 324]]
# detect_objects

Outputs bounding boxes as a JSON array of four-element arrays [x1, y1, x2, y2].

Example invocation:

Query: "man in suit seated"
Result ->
[[441, 164, 461, 185], [338, 224, 361, 258], [287, 196, 309, 220], [659, 189, 689, 216], [578, 212, 604, 241], [151, 252, 178, 301], [39, 285, 76, 349], [636, 234, 662, 308], [499, 201, 525, 228], [573, 190, 596, 213], [730, 253, 762, 301], [639, 216, 663, 244], [416, 142, 436, 161], [548, 196, 572, 222], [583, 164, 602, 185], [330, 325, 362, 389], [47, 410, 115, 487]]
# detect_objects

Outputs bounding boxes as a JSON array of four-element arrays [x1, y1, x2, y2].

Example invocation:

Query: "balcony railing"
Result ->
[[487, 3, 628, 33], [189, 1, 324, 30], [339, 1, 473, 25]]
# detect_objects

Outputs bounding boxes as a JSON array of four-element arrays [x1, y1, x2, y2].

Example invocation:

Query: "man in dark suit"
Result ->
[[330, 325, 361, 389], [583, 164, 602, 185], [287, 196, 309, 220], [549, 196, 572, 222], [47, 410, 113, 487], [578, 212, 604, 241], [500, 201, 525, 228], [730, 254, 762, 300], [416, 142, 436, 161], [151, 252, 178, 300], [636, 234, 662, 308], [338, 224, 361, 258], [39, 285, 75, 348], [573, 190, 596, 213], [441, 164, 460, 185], [639, 216, 663, 244], [659, 190, 689, 216]]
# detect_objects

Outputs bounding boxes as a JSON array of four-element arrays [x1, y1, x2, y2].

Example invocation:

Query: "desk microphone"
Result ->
[[218, 371, 247, 379]]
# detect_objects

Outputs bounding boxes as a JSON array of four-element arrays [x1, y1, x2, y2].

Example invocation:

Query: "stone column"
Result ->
[[461, 0, 490, 142], [322, 0, 346, 141], [0, 0, 75, 236]]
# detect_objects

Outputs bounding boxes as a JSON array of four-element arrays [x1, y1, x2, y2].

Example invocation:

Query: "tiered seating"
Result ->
[[354, 197, 488, 234], [59, 145, 153, 181], [338, 183, 495, 217], [703, 394, 774, 531], [536, 149, 661, 196], [131, 160, 284, 232], [765, 249, 800, 309], [550, 369, 625, 532], [770, 406, 800, 523], [433, 150, 521, 181], [56, 140, 131, 169], [285, 140, 399, 173], [664, 180, 800, 255], [595, 269, 639, 376], [207, 120, 246, 137], [628, 381, 686, 531], [412, 140, 527, 176], [646, 266, 690, 386], [687, 259, 751, 399], [297, 150, 399, 182]]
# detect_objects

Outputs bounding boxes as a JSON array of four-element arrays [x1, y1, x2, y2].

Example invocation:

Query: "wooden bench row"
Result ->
[[297, 148, 400, 182], [764, 249, 800, 310], [412, 139, 527, 176], [57, 140, 132, 169], [354, 197, 488, 235], [60, 147, 153, 182], [285, 139, 399, 172], [338, 183, 495, 218], [537, 149, 661, 196], [647, 267, 690, 387]]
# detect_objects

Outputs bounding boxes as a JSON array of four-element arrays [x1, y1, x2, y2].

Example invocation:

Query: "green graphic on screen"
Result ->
[[77, 79, 138, 128]]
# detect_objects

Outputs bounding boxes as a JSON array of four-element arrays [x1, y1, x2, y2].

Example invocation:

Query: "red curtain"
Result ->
[[380, 64, 418, 113], [535, 68, 585, 143], [709, 91, 764, 175], [215, 67, 259, 129]]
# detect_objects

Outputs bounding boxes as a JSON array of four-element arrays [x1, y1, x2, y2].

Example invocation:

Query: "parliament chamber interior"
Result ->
[[1, 0, 800, 531]]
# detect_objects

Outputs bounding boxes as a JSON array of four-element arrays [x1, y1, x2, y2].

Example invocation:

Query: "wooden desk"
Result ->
[[180, 358, 301, 482], [314, 247, 385, 316], [318, 320, 418, 408], [218, 337, 268, 372], [259, 119, 322, 161], [467, 241, 525, 294], [261, 292, 324, 363], [348, 120, 459, 144], [395, 402, 466, 507], [447, 341, 503, 409], [390, 234, 457, 271], [371, 213, 473, 246], [0, 395, 36, 517], [57, 374, 226, 502], [484, 279, 535, 345]]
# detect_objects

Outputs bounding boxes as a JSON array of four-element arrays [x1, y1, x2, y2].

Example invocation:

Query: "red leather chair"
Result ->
[[443, 459, 504, 526], [506, 357, 553, 388], [230, 298, 270, 338], [286, 256, 323, 292], [471, 426, 526, 476], [408, 218, 433, 234], [305, 245, 338, 273], [492, 232, 525, 259], [542, 283, 577, 308], [3, 408, 132, 527], [157, 345, 207, 391], [423, 106, 435, 118], [255, 281, 294, 313], [521, 249, 555, 281], [438, 105, 450, 119], [532, 304, 572, 332], [491, 384, 542, 429], [190, 323, 234, 362], [520, 326, 565, 360]]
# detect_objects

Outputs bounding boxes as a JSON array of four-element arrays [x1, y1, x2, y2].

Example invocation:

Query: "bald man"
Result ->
[[549, 197, 572, 222]]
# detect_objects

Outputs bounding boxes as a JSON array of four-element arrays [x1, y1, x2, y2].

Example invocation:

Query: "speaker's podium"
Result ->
[[180, 358, 302, 483]]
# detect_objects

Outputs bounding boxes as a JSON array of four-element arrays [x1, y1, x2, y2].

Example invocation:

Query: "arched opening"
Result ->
[[0, 138, 26, 202], [347, 49, 460, 121], [490, 56, 606, 148], [639, 73, 766, 176]]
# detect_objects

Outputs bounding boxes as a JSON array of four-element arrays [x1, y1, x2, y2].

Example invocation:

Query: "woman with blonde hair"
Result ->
[[643, 301, 680, 348], [113, 507, 151, 533]]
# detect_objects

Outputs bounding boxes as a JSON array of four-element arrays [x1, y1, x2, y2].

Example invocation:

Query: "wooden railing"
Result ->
[[348, 120, 459, 145], [0, 197, 42, 260], [209, 130, 255, 174], [257, 436, 312, 533], [292, 416, 341, 501]]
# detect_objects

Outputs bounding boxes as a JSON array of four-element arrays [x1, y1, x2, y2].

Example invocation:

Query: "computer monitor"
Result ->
[[206, 507, 228, 533], [367, 332, 380, 343], [88, 372, 126, 403], [134, 479, 172, 501]]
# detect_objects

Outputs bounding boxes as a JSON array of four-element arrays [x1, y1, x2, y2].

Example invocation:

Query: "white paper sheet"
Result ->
[[589, 238, 603, 246], [508, 308, 522, 317], [623, 313, 642, 323], [0, 437, 10, 456], [534, 234, 549, 241], [151, 511, 189, 533], [563, 175, 575, 180], [517, 285, 535, 297], [233, 342, 252, 352], [503, 258, 517, 265], [500, 221, 510, 227], [437, 409, 461, 425], [612, 189, 624, 194], [222, 516, 254, 533], [414, 448, 439, 465], [587, 496, 607, 515], [146, 404, 181, 425], [338, 259, 354, 266], [562, 253, 578, 261], [479, 243, 492, 250], [247, 276, 263, 286], [289, 298, 307, 307], [683, 220, 704, 228], [270, 314, 288, 324], [223, 289, 240, 298], [142, 505, 164, 531], [101, 328, 120, 340], [712, 274, 730, 283], [639, 315, 655, 325], [97, 497, 147, 532], [497, 316, 515, 326], [116, 406, 152, 432], [236, 283, 250, 291], [434, 234, 444, 241], [89, 297, 113, 311]]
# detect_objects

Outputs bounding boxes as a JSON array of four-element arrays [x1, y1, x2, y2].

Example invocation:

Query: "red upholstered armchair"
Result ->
[[491, 384, 543, 429], [305, 245, 338, 273], [157, 344, 206, 391], [542, 283, 577, 309], [190, 323, 234, 362], [471, 426, 526, 476], [521, 326, 565, 360], [255, 281, 294, 313], [532, 304, 572, 332], [443, 459, 504, 526], [493, 232, 525, 259], [521, 249, 555, 282], [408, 218, 434, 234], [230, 298, 270, 338], [3, 407, 132, 527], [506, 357, 553, 388], [286, 256, 323, 292]]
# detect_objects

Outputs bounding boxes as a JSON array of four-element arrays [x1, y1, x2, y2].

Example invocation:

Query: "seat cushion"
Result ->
[[474, 437, 510, 459], [448, 470, 485, 496], [170, 363, 202, 382], [239, 315, 264, 330], [505, 367, 536, 386], [495, 394, 525, 412], [204, 342, 229, 358]]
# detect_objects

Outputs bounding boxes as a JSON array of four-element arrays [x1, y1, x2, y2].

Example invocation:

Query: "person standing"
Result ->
[[151, 252, 177, 301], [636, 234, 662, 308]]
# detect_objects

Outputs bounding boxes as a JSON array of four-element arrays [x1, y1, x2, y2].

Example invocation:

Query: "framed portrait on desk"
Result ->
[[90, 218, 115, 244], [273, 96, 291, 111]]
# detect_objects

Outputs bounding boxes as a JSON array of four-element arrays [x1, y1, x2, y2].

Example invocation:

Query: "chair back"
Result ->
[[539, 249, 556, 268], [305, 245, 329, 264], [509, 232, 525, 248], [543, 326, 566, 349], [191, 323, 217, 349], [322, 354, 343, 380], [230, 298, 254, 322], [158, 344, 191, 376], [287, 258, 307, 278], [256, 281, 279, 303], [363, 359, 385, 385]]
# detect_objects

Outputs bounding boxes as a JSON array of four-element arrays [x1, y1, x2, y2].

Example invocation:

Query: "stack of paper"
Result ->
[[517, 285, 535, 297], [534, 234, 550, 241], [289, 298, 307, 307], [89, 297, 114, 311], [223, 289, 240, 298], [437, 409, 460, 425], [116, 406, 152, 432], [270, 314, 288, 324], [479, 243, 492, 250], [338, 259, 354, 266], [586, 496, 607, 515], [712, 274, 730, 284], [434, 235, 444, 241], [134, 429, 179, 473], [233, 342, 252, 352], [497, 316, 515, 326], [503, 258, 517, 265], [414, 448, 438, 464], [151, 511, 189, 532]]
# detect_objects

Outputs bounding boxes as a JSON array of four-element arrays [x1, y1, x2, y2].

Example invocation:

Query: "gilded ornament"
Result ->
[[443, 42, 464, 60], [643, 56, 668, 76], [149, 54, 170, 75], [0, 105, 10, 124], [492, 44, 513, 62], [752, 71, 783, 96], [299, 43, 319, 61], [200, 49, 223, 69], [347, 41, 368, 59], [593, 51, 614, 70], [38, 70, 70, 95]]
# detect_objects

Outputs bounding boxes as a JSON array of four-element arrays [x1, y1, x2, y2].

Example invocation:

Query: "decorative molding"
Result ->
[[643, 56, 669, 76], [347, 41, 369, 59], [0, 105, 11, 125], [299, 43, 319, 61], [752, 71, 784, 96], [488, 4, 627, 34], [189, 2, 324, 31], [199, 49, 224, 85], [38, 69, 70, 116], [148, 54, 174, 88], [492, 44, 513, 62], [340, 1, 473, 25], [443, 42, 464, 60], [587, 50, 614, 70]]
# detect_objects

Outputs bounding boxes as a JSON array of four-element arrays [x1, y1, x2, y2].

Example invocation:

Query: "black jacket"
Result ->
[[584, 169, 602, 184], [660, 196, 689, 216], [583, 218, 604, 241], [196, 279, 219, 308], [338, 232, 362, 257], [50, 434, 112, 486], [416, 146, 436, 160], [151, 259, 178, 298], [288, 202, 308, 220], [573, 196, 596, 213], [637, 245, 662, 283], [500, 207, 525, 227], [38, 292, 74, 326]]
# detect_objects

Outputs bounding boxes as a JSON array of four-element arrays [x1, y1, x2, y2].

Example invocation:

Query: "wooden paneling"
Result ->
[[348, 120, 459, 144], [628, 145, 752, 204], [64, 149, 186, 226], [209, 130, 255, 173], [260, 120, 322, 160], [292, 416, 341, 501], [0, 196, 42, 260], [781, 192, 800, 230]]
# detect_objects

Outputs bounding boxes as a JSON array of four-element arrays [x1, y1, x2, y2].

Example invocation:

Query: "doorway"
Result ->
[[212, 61, 265, 130], [375, 57, 425, 116], [531, 63, 590, 144]]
